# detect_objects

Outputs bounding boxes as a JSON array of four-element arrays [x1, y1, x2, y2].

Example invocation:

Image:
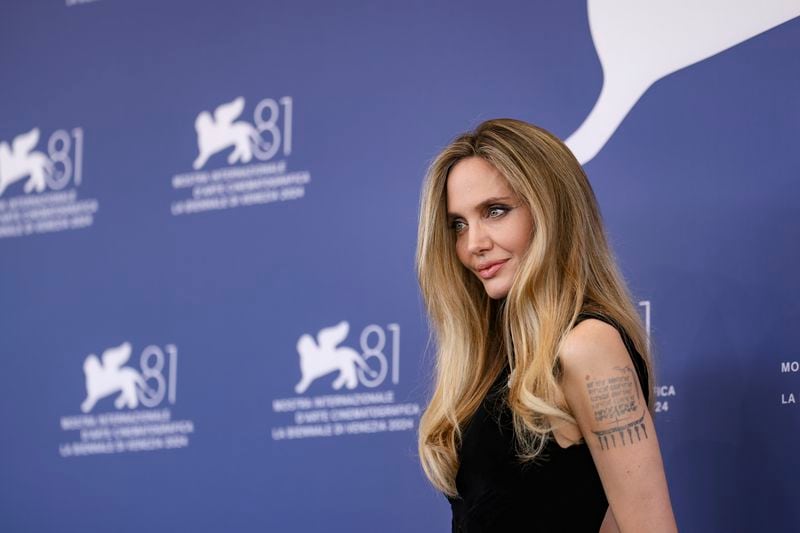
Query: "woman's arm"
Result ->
[[599, 507, 620, 533], [559, 318, 677, 532]]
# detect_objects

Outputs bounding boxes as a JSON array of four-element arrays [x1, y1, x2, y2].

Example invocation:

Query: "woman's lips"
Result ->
[[478, 259, 509, 279]]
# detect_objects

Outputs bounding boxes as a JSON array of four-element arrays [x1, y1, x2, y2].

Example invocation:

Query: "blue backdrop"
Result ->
[[1, 1, 798, 531]]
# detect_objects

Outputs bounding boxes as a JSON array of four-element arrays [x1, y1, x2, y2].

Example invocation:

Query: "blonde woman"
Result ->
[[416, 119, 677, 532]]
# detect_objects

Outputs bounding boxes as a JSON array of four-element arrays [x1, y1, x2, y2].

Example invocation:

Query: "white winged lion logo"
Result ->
[[566, 0, 800, 164], [294, 321, 378, 394], [192, 97, 272, 170], [0, 128, 53, 197], [80, 342, 146, 413]]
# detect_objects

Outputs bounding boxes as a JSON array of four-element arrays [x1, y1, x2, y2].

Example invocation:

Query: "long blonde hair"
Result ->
[[416, 118, 654, 496]]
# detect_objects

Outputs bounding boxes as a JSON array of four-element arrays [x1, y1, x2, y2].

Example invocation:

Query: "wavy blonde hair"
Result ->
[[416, 118, 654, 496]]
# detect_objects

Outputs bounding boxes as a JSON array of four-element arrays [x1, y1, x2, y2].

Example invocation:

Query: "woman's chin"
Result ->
[[482, 279, 511, 300]]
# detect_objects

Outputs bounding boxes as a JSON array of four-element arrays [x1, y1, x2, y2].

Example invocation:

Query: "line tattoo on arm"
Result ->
[[585, 366, 648, 450]]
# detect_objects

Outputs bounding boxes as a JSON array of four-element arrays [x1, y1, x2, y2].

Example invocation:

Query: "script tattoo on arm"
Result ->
[[585, 366, 648, 451]]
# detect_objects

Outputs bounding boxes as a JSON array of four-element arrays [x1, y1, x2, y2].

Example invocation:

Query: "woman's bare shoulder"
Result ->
[[559, 317, 629, 377]]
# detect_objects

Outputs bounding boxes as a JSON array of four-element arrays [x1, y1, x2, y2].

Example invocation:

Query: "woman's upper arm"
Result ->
[[559, 319, 677, 533]]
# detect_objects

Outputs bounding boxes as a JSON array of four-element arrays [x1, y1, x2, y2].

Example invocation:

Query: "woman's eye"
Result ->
[[451, 220, 466, 233], [488, 206, 509, 218]]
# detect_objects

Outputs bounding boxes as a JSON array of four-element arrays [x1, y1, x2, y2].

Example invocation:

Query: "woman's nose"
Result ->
[[467, 222, 492, 255]]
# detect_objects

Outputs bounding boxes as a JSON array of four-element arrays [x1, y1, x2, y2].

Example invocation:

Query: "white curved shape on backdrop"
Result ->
[[565, 0, 800, 165]]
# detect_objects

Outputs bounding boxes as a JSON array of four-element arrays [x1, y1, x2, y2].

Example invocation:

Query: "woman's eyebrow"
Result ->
[[447, 196, 514, 220]]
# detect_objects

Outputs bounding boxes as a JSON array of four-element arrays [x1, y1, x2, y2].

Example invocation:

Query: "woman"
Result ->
[[416, 119, 677, 532]]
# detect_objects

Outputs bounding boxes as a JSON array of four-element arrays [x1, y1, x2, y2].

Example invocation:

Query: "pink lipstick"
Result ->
[[477, 259, 509, 279]]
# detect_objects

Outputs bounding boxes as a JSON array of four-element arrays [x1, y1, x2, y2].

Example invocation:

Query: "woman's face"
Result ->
[[446, 157, 534, 300]]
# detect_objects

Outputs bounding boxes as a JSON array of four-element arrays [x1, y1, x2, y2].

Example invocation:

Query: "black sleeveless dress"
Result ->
[[447, 312, 649, 532]]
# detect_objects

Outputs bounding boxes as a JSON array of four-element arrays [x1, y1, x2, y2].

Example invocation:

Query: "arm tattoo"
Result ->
[[585, 366, 647, 450]]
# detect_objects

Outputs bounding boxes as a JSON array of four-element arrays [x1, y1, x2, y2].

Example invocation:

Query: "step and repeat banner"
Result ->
[[1, 1, 798, 531]]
